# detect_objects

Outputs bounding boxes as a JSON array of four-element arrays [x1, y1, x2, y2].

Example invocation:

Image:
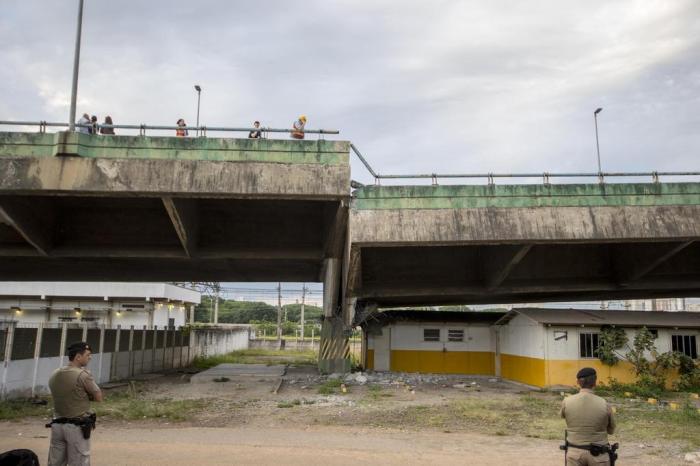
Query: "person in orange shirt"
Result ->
[[176, 118, 188, 137], [291, 115, 306, 139]]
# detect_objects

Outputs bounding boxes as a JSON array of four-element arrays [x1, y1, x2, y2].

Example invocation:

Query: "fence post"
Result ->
[[128, 326, 134, 377], [112, 325, 121, 381], [170, 328, 176, 369], [1, 323, 16, 400], [97, 325, 105, 384], [31, 323, 44, 398], [140, 325, 146, 375], [152, 325, 157, 371], [58, 323, 68, 368], [162, 327, 167, 370], [81, 323, 88, 342]]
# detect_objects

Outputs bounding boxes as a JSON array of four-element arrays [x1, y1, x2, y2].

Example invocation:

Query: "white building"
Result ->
[[0, 282, 200, 328]]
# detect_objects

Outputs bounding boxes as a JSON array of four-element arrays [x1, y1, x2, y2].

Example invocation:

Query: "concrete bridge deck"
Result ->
[[0, 132, 350, 281], [347, 183, 700, 307]]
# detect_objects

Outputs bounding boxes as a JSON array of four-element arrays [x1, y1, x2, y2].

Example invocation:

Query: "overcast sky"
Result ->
[[2, 1, 699, 184]]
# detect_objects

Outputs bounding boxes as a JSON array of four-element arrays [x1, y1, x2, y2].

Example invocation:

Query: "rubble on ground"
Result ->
[[283, 370, 505, 389]]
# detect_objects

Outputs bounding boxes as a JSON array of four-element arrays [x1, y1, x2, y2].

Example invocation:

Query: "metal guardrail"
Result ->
[[350, 144, 700, 186], [0, 120, 339, 137]]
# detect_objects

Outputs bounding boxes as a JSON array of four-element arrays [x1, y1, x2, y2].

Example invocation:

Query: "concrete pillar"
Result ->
[[30, 323, 44, 397], [58, 323, 68, 368], [189, 304, 195, 325], [1, 322, 16, 400], [318, 258, 351, 374], [97, 325, 105, 383]]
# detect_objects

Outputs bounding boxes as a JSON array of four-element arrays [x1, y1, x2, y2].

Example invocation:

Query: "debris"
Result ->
[[685, 451, 700, 464], [647, 398, 657, 405], [452, 384, 466, 389], [272, 378, 284, 394]]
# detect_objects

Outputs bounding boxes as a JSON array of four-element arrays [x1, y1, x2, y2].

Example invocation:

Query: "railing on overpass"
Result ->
[[0, 120, 339, 138], [349, 143, 700, 186]]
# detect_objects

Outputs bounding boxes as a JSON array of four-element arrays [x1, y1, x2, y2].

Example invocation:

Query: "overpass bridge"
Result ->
[[2, 128, 700, 372], [347, 183, 700, 312]]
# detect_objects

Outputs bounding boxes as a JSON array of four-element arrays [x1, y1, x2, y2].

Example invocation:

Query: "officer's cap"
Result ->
[[67, 341, 91, 353], [576, 367, 596, 379]]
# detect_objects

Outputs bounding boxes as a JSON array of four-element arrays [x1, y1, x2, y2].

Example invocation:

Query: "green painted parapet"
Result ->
[[0, 131, 348, 165], [353, 183, 700, 210]]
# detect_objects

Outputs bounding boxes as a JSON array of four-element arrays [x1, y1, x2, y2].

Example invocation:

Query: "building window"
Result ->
[[579, 333, 600, 358], [672, 335, 698, 359], [448, 329, 464, 342], [423, 328, 440, 342]]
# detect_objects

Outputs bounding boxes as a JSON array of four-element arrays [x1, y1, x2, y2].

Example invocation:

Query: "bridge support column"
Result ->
[[318, 258, 351, 374]]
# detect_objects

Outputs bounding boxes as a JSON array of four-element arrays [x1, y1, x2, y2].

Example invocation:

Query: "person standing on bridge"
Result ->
[[47, 341, 103, 466], [100, 116, 115, 135], [291, 115, 306, 139], [176, 118, 188, 137], [76, 114, 90, 134], [89, 116, 98, 135], [248, 120, 262, 139], [560, 367, 618, 465]]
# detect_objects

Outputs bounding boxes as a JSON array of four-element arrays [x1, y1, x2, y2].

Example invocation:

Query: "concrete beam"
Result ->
[[0, 156, 350, 200], [0, 257, 320, 282], [482, 244, 532, 290], [162, 197, 199, 257], [350, 205, 700, 245], [615, 241, 694, 286], [322, 201, 348, 259], [0, 196, 55, 255]]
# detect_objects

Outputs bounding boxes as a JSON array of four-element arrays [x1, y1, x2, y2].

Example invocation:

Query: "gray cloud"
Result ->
[[2, 0, 699, 184]]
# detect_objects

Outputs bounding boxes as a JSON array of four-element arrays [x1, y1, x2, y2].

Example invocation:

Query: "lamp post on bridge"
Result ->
[[68, 0, 85, 132], [194, 84, 202, 137], [594, 107, 603, 173]]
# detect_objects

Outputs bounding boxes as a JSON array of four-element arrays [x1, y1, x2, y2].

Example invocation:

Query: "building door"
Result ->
[[374, 328, 391, 371]]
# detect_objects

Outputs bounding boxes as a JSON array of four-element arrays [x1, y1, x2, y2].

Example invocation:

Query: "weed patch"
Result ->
[[193, 349, 317, 369]]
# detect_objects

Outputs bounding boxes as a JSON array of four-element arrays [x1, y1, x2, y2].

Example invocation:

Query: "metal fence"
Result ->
[[349, 144, 700, 186], [0, 120, 339, 138]]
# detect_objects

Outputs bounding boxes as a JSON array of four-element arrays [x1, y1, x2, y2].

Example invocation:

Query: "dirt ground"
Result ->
[[0, 366, 694, 465]]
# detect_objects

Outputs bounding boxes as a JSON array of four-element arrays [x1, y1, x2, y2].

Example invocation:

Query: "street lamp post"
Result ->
[[594, 107, 603, 173], [194, 84, 202, 136], [68, 0, 85, 132]]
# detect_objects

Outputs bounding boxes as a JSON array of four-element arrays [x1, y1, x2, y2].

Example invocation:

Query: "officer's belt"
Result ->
[[45, 416, 92, 428], [566, 442, 611, 456]]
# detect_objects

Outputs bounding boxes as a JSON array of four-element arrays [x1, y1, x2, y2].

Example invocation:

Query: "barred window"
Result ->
[[672, 335, 698, 359], [423, 328, 440, 342], [448, 329, 464, 342], [579, 333, 600, 358]]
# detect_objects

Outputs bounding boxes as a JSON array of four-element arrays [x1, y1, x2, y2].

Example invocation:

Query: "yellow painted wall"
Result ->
[[390, 350, 495, 375], [366, 349, 374, 370], [500, 354, 546, 387], [545, 359, 681, 388]]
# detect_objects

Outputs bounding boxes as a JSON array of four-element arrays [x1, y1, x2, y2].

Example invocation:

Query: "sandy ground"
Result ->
[[0, 366, 692, 465]]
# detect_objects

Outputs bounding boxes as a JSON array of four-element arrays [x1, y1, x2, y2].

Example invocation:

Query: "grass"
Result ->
[[0, 399, 52, 420], [192, 349, 318, 369], [0, 387, 208, 423], [352, 391, 700, 449], [318, 378, 345, 395], [277, 399, 302, 409]]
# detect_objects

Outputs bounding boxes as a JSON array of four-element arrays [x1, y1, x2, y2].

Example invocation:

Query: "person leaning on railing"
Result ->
[[176, 118, 188, 137], [291, 115, 306, 139], [100, 116, 115, 135]]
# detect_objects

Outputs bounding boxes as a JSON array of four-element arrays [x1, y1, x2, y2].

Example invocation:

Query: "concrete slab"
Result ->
[[190, 364, 286, 383]]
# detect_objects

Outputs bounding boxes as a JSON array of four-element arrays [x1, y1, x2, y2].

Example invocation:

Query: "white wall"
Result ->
[[543, 326, 700, 360], [498, 314, 545, 358], [388, 322, 494, 352]]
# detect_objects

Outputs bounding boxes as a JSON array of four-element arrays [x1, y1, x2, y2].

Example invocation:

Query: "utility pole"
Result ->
[[300, 284, 306, 342], [276, 282, 282, 342], [68, 0, 85, 131]]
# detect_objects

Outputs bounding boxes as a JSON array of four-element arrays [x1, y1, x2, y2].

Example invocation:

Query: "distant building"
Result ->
[[363, 308, 700, 388], [0, 282, 200, 328]]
